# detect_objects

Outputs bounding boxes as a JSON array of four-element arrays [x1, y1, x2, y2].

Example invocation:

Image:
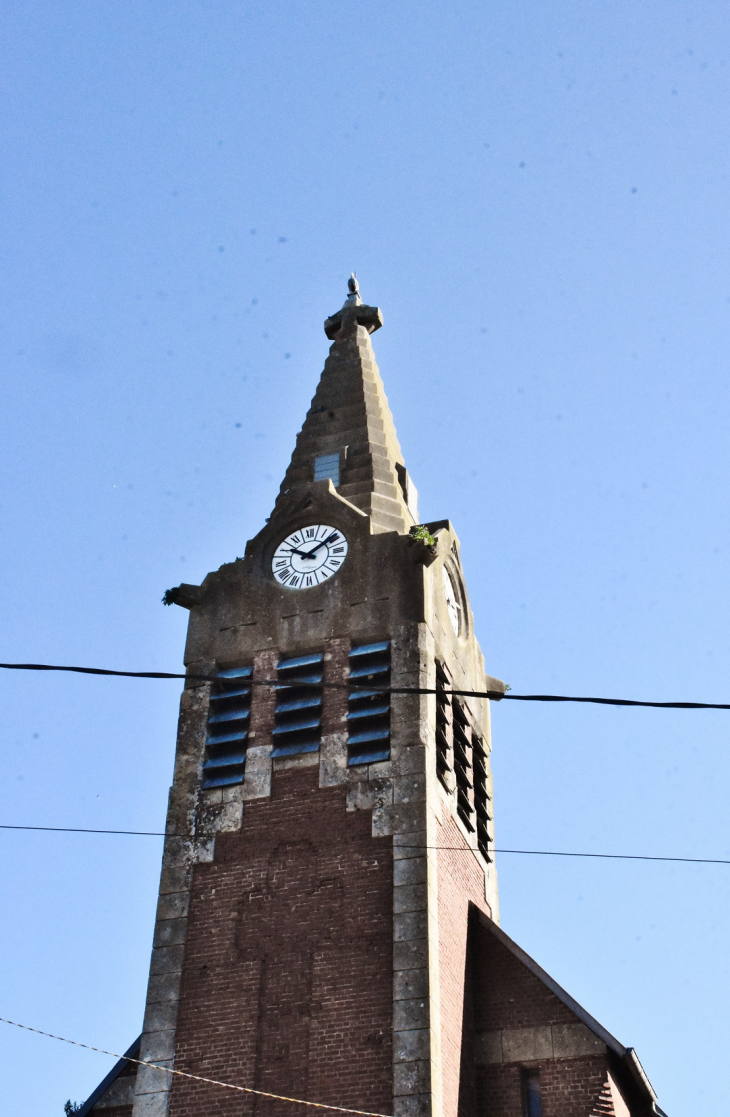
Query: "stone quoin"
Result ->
[[76, 280, 667, 1117]]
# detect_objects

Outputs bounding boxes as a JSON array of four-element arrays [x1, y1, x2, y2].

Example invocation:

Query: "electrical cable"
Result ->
[[0, 823, 728, 866], [0, 1016, 394, 1117], [2, 661, 730, 709]]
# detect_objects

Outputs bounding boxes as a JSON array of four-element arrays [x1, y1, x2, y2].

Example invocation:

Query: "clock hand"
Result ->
[[299, 532, 339, 559]]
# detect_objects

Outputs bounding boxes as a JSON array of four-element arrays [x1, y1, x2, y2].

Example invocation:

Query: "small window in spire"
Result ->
[[395, 463, 419, 521], [314, 452, 341, 487]]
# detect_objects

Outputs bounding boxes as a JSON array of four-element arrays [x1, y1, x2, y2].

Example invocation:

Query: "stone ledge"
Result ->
[[474, 1022, 606, 1064]]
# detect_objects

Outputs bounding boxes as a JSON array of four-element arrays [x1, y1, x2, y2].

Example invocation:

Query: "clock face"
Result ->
[[272, 524, 348, 589], [442, 566, 462, 636]]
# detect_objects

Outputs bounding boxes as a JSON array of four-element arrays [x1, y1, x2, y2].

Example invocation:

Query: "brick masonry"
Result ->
[[167, 766, 394, 1117]]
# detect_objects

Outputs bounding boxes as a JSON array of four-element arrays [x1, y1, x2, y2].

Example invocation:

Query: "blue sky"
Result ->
[[1, 2, 729, 1113]]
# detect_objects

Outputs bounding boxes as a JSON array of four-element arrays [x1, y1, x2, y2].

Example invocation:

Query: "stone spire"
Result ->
[[275, 279, 418, 533]]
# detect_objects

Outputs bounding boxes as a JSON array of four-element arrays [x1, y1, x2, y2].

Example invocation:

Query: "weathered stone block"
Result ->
[[393, 940, 429, 971], [140, 1030, 176, 1062], [394, 910, 428, 942], [394, 997, 429, 1031], [149, 945, 185, 976], [394, 967, 429, 1001], [147, 972, 183, 1004], [501, 1025, 553, 1063], [132, 1089, 172, 1117], [393, 774, 426, 804], [134, 1060, 173, 1096], [347, 778, 393, 813], [393, 883, 428, 915], [392, 1091, 431, 1117], [319, 733, 347, 788], [393, 828, 427, 850], [159, 866, 191, 895], [394, 1028, 430, 1061], [393, 1059, 431, 1096], [473, 1029, 503, 1065], [156, 892, 189, 921], [393, 856, 427, 887], [143, 1000, 178, 1033], [552, 1022, 605, 1058], [153, 918, 188, 948]]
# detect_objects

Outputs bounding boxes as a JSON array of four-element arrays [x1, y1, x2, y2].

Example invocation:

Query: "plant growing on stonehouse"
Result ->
[[408, 524, 438, 565], [409, 524, 436, 546], [64, 1102, 82, 1115]]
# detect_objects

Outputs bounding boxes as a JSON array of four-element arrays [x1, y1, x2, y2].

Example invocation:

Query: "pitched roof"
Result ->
[[75, 1033, 140, 1116]]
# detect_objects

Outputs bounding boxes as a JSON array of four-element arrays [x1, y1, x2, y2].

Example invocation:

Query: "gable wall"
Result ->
[[467, 920, 632, 1117]]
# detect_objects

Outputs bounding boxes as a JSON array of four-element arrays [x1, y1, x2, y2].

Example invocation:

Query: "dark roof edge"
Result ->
[[75, 1034, 141, 1117], [471, 907, 661, 1111]]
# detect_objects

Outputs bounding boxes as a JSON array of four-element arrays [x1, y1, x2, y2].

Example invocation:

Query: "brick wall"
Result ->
[[167, 766, 393, 1117], [436, 809, 492, 1117], [469, 921, 620, 1117], [471, 922, 576, 1032], [476, 1057, 611, 1117]]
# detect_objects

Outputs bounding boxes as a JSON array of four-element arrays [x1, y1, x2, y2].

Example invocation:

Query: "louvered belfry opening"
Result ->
[[435, 661, 454, 790], [472, 734, 493, 862], [347, 640, 391, 764], [453, 699, 476, 832], [202, 665, 252, 788], [272, 652, 324, 757]]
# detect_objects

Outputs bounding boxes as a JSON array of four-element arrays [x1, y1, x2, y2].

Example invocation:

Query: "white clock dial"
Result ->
[[442, 566, 462, 636], [272, 524, 348, 589]]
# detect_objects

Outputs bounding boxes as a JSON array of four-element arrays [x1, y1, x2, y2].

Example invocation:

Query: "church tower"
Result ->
[[131, 278, 504, 1117], [78, 281, 665, 1117]]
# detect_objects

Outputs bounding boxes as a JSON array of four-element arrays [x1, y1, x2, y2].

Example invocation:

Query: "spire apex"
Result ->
[[277, 283, 416, 534], [324, 275, 382, 340], [344, 272, 362, 306]]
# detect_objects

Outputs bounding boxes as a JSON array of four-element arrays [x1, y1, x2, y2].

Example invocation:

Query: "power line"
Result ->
[[2, 661, 730, 709], [1, 823, 728, 866], [0, 1016, 393, 1117]]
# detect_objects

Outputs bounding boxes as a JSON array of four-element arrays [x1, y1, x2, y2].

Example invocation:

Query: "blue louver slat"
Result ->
[[348, 662, 390, 680], [272, 716, 321, 736], [276, 695, 323, 713], [209, 686, 251, 701], [277, 652, 324, 670], [275, 673, 323, 688], [206, 729, 249, 746], [208, 708, 251, 724], [217, 666, 253, 679], [202, 770, 245, 788], [349, 640, 390, 657], [203, 751, 247, 769], [347, 703, 390, 720], [347, 747, 391, 765], [271, 739, 320, 757], [347, 726, 390, 745]]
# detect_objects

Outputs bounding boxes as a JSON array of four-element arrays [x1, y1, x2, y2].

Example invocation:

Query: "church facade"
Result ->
[[77, 282, 666, 1117]]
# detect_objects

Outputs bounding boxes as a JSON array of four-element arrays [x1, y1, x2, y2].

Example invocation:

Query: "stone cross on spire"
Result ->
[[323, 273, 384, 341], [275, 279, 417, 533]]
